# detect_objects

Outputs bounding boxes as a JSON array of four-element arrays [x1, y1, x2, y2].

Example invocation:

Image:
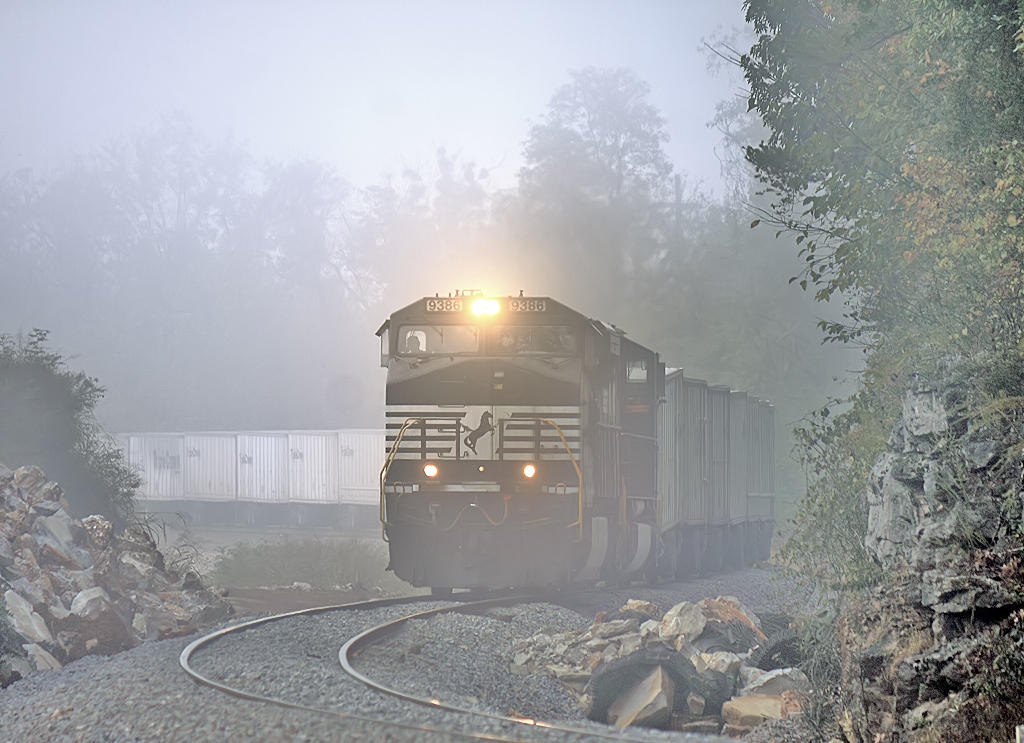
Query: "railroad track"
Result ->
[[180, 593, 706, 743]]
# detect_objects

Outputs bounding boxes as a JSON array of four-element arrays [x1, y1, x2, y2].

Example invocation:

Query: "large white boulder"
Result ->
[[3, 589, 53, 644], [659, 601, 706, 645], [740, 667, 811, 696]]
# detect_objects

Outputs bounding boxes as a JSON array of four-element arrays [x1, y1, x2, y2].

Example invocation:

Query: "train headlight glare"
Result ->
[[522, 463, 536, 478], [471, 298, 500, 316], [423, 463, 439, 478]]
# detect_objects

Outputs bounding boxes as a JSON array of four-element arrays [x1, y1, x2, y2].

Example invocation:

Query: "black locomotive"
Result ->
[[376, 292, 773, 593]]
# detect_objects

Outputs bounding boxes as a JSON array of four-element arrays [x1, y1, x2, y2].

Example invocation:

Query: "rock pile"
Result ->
[[511, 597, 808, 736], [840, 382, 1024, 741], [0, 464, 232, 685]]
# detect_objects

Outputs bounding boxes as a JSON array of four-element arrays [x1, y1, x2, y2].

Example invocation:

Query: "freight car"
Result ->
[[118, 429, 384, 529], [376, 292, 774, 593]]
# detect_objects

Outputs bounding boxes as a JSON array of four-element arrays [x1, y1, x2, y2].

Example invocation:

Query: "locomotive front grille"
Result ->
[[383, 404, 581, 463]]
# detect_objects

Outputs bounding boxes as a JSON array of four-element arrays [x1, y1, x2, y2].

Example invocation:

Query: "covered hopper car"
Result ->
[[376, 292, 774, 593]]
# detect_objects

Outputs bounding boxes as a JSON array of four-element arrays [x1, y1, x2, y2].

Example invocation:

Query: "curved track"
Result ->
[[180, 593, 682, 743], [338, 594, 684, 742]]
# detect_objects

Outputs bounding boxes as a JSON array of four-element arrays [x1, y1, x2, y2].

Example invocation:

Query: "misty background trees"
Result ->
[[0, 67, 857, 506]]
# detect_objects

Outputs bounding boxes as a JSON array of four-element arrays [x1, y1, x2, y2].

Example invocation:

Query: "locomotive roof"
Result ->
[[377, 293, 661, 358], [388, 294, 582, 321]]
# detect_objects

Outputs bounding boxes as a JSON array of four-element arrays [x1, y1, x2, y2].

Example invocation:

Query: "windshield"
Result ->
[[487, 325, 577, 355], [397, 324, 480, 355]]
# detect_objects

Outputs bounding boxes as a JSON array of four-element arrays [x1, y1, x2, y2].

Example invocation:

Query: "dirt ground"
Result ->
[[145, 522, 411, 615]]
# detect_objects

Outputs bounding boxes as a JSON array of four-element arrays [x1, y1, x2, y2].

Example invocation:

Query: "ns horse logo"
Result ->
[[461, 411, 494, 456]]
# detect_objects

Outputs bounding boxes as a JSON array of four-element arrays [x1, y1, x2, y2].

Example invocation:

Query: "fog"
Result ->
[[0, 1, 858, 500], [1, 1, 739, 193]]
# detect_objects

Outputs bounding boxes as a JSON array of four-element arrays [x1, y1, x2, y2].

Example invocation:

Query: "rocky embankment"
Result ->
[[0, 464, 232, 684], [512, 595, 808, 737], [840, 383, 1024, 741]]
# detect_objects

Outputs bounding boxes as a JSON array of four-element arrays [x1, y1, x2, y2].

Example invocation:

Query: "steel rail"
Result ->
[[338, 594, 686, 743], [179, 595, 534, 743]]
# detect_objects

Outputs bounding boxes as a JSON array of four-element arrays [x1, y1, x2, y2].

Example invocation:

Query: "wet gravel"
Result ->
[[0, 568, 805, 742]]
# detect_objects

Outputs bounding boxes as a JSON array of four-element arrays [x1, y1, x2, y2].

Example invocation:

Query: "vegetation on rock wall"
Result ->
[[740, 1, 1024, 738]]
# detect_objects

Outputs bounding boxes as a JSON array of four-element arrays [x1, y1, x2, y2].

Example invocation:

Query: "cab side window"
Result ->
[[626, 358, 649, 383]]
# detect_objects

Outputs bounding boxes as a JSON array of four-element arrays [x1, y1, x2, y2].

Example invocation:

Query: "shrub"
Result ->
[[0, 329, 139, 522]]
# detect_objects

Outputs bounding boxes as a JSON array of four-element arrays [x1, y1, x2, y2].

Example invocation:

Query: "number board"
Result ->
[[425, 298, 464, 312], [508, 298, 547, 312]]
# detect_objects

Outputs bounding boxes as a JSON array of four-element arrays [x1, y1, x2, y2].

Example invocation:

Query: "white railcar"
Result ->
[[119, 429, 385, 528]]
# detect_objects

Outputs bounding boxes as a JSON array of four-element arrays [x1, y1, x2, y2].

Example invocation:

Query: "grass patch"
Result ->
[[210, 535, 409, 593]]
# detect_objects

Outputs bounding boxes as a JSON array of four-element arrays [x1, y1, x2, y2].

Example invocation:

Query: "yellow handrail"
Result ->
[[539, 418, 584, 540], [379, 417, 424, 541]]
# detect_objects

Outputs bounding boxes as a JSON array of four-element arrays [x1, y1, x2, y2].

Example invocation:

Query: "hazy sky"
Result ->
[[2, 1, 747, 194]]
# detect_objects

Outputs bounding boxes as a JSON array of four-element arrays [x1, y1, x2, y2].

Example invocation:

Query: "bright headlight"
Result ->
[[423, 463, 439, 478], [522, 463, 536, 478], [471, 298, 500, 316]]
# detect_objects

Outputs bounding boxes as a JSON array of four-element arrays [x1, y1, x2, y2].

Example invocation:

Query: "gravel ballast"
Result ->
[[0, 568, 805, 742]]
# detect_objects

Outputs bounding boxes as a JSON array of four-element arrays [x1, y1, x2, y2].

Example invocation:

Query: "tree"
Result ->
[[355, 149, 499, 307], [743, 0, 1024, 357], [521, 67, 674, 204], [514, 67, 676, 316], [0, 119, 379, 431]]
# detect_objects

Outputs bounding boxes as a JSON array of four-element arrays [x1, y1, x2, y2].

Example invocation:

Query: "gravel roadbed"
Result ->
[[351, 602, 590, 720], [0, 568, 803, 742]]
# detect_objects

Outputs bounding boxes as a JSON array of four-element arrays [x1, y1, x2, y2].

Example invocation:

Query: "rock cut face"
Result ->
[[841, 372, 1024, 743]]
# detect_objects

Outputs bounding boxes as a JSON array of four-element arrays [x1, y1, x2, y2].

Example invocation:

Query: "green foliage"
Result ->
[[782, 390, 888, 590], [741, 0, 1024, 591], [210, 536, 406, 593], [0, 329, 139, 520], [744, 0, 1024, 348]]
